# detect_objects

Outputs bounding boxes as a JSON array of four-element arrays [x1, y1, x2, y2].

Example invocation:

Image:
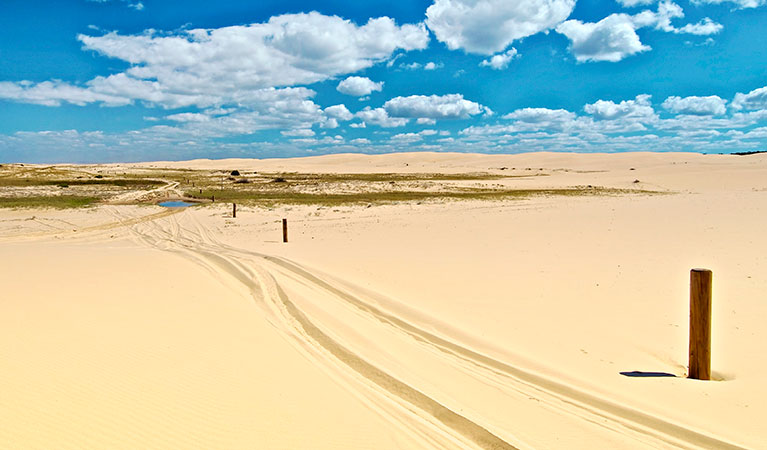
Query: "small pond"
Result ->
[[158, 201, 196, 208]]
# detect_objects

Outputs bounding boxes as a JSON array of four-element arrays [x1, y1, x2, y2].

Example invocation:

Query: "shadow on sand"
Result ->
[[620, 371, 677, 378]]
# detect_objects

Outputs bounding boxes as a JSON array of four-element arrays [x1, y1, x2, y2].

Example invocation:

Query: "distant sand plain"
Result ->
[[1, 152, 766, 449]]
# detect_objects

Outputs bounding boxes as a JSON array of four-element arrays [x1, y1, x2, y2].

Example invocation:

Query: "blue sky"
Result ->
[[1, 0, 766, 162]]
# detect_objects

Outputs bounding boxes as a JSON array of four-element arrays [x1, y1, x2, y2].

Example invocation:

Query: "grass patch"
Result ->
[[184, 187, 641, 207], [0, 165, 659, 209], [0, 178, 165, 187], [144, 170, 525, 186], [0, 196, 100, 209], [250, 172, 516, 183]]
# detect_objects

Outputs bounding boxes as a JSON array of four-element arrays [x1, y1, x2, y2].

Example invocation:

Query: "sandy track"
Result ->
[[262, 256, 743, 450], [3, 208, 467, 449], [125, 211, 491, 449], [106, 179, 180, 205], [0, 207, 180, 243], [89, 205, 746, 449]]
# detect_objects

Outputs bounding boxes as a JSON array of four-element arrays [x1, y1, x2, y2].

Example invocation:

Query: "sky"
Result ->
[[0, 0, 766, 163]]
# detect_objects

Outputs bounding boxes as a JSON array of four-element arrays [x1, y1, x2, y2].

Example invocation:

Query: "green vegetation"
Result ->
[[176, 169, 651, 207], [247, 172, 516, 182], [184, 186, 641, 207], [0, 195, 100, 209], [0, 164, 661, 209], [0, 178, 164, 187]]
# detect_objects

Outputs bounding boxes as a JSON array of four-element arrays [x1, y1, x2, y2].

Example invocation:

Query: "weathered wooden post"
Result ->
[[233, 203, 236, 218], [689, 268, 713, 380], [282, 218, 288, 243], [211, 195, 215, 202]]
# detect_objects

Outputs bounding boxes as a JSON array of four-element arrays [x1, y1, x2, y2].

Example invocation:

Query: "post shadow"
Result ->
[[620, 371, 677, 378]]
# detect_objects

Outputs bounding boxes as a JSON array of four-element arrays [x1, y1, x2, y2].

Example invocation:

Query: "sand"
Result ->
[[2, 152, 766, 449]]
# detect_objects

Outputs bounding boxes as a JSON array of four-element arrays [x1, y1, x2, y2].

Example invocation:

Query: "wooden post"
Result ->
[[689, 268, 713, 380], [211, 195, 215, 202], [199, 189, 202, 194], [282, 218, 288, 243], [233, 203, 236, 218]]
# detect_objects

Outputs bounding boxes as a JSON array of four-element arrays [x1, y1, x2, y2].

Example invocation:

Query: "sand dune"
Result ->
[[2, 152, 766, 449]]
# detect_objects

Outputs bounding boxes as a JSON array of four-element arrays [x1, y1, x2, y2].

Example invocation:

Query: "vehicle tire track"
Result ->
[[132, 211, 746, 450], [182, 215, 744, 450], [256, 254, 745, 450], [129, 214, 519, 450]]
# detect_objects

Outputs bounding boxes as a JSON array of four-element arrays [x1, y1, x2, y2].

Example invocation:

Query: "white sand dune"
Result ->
[[2, 152, 766, 449]]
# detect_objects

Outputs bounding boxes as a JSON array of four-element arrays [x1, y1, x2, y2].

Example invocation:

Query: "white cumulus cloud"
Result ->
[[320, 118, 339, 128], [132, 88, 327, 136], [674, 18, 723, 35], [0, 12, 433, 139], [390, 132, 423, 143], [732, 86, 767, 110], [336, 76, 384, 97], [165, 112, 211, 123], [425, 0, 576, 55], [324, 104, 354, 121], [556, 14, 650, 62], [557, 1, 721, 62], [401, 61, 443, 70], [617, 0, 657, 6], [78, 12, 428, 90], [584, 94, 655, 120], [479, 48, 519, 70], [644, 1, 723, 35], [355, 107, 409, 127], [281, 128, 315, 137], [662, 95, 726, 115], [0, 80, 131, 107], [0, 13, 427, 110], [691, 0, 767, 8], [503, 108, 577, 131], [78, 13, 428, 95], [384, 94, 488, 119]]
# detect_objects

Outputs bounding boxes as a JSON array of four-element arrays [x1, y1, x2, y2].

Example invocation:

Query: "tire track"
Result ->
[[101, 209, 747, 450], [256, 255, 745, 450], [129, 214, 518, 450], [0, 207, 182, 244], [177, 214, 744, 450], [271, 282, 518, 450]]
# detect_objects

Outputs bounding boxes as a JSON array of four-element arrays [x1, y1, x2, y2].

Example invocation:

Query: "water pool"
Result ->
[[158, 201, 196, 208]]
